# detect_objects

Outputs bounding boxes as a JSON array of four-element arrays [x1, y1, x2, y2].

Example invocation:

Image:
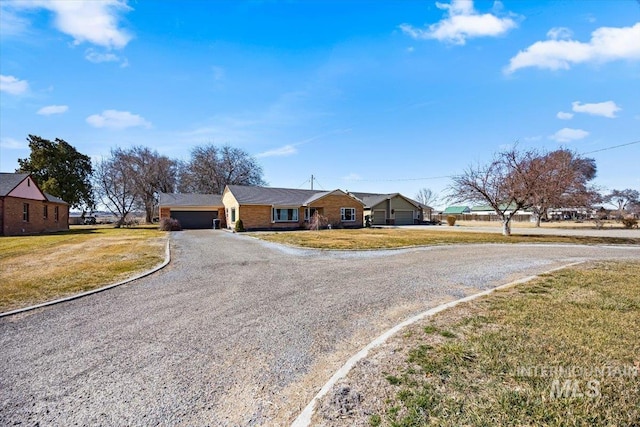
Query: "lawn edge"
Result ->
[[0, 237, 171, 318], [291, 261, 585, 427]]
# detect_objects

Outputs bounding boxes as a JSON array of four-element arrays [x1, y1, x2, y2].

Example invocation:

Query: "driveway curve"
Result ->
[[1, 230, 639, 426]]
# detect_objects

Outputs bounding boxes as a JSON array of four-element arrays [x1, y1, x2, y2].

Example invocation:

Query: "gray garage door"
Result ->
[[171, 211, 218, 229], [395, 211, 414, 225], [373, 210, 387, 225]]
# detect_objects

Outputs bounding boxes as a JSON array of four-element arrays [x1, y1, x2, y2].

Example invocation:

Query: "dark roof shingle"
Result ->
[[159, 193, 223, 207], [0, 173, 30, 197]]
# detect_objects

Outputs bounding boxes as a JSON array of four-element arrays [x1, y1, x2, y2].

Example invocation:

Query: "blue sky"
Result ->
[[1, 0, 638, 208]]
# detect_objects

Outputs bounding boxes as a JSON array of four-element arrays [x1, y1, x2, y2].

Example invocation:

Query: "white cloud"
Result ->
[[549, 128, 589, 143], [0, 137, 26, 149], [546, 27, 573, 40], [399, 0, 517, 45], [37, 105, 69, 115], [7, 0, 133, 49], [0, 74, 29, 95], [256, 144, 298, 158], [506, 22, 640, 73], [85, 48, 120, 63], [571, 101, 621, 118], [556, 111, 574, 120], [86, 110, 151, 129], [0, 5, 29, 37]]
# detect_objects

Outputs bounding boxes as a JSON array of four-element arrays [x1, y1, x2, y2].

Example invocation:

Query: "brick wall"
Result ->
[[235, 194, 364, 231], [159, 207, 171, 220], [1, 196, 69, 236], [312, 194, 364, 228]]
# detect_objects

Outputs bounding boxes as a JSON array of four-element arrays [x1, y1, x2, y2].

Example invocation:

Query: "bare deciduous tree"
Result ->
[[605, 189, 640, 219], [526, 149, 598, 227], [449, 148, 540, 236], [415, 188, 438, 221], [122, 146, 177, 223], [178, 144, 266, 193], [449, 147, 601, 235], [93, 149, 137, 227]]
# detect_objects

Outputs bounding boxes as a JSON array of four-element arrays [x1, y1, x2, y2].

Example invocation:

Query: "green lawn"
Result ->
[[0, 226, 167, 313], [251, 228, 640, 250], [371, 261, 640, 426]]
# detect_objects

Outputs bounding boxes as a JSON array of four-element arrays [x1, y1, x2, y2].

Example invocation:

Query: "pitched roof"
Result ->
[[0, 172, 30, 197], [159, 193, 223, 207], [443, 205, 470, 214], [44, 193, 68, 205], [351, 192, 424, 209], [226, 185, 364, 206]]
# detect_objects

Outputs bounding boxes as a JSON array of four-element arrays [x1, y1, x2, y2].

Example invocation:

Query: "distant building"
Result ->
[[0, 173, 69, 236], [442, 205, 471, 215]]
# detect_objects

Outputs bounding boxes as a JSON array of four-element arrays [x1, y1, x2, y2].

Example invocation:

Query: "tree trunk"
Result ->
[[535, 214, 542, 227], [502, 217, 512, 236]]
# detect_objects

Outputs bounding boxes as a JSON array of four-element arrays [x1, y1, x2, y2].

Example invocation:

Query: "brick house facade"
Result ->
[[222, 185, 364, 231], [0, 173, 70, 236]]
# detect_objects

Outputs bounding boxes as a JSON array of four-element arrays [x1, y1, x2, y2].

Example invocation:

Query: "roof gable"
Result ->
[[351, 192, 423, 210], [0, 173, 46, 200]]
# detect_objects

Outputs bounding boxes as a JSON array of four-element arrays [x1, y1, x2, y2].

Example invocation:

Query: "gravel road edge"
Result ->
[[0, 237, 171, 318], [291, 261, 585, 427]]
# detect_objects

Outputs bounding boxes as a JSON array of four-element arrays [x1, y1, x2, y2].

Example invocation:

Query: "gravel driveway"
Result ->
[[1, 231, 639, 426]]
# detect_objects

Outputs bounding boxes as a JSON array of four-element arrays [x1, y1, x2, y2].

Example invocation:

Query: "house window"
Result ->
[[23, 203, 30, 222], [341, 207, 356, 222], [273, 208, 299, 222], [231, 208, 236, 223], [43, 205, 49, 219], [54, 206, 59, 222], [304, 208, 318, 221]]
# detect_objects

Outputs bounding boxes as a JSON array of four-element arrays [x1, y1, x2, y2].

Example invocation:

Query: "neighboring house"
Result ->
[[159, 193, 226, 229], [443, 206, 471, 215], [351, 192, 424, 225], [0, 172, 69, 236], [222, 185, 364, 230], [547, 207, 592, 221]]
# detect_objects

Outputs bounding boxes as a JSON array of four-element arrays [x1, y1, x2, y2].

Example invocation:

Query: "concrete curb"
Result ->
[[0, 238, 172, 319], [291, 261, 585, 427]]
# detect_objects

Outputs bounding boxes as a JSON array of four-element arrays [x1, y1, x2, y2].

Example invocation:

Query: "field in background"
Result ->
[[253, 228, 640, 250], [453, 219, 628, 229], [0, 226, 166, 313]]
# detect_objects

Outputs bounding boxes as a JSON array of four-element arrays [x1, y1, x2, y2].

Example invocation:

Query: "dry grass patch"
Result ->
[[333, 262, 640, 426], [0, 227, 167, 313], [252, 228, 640, 250]]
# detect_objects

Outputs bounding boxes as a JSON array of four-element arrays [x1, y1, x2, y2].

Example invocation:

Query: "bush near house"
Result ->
[[234, 219, 245, 232], [159, 218, 182, 231], [446, 215, 457, 226]]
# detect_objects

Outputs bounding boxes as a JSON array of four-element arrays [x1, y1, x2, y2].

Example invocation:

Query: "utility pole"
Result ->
[[311, 174, 314, 190]]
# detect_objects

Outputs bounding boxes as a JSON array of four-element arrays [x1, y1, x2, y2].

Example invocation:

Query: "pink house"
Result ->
[[0, 173, 69, 236]]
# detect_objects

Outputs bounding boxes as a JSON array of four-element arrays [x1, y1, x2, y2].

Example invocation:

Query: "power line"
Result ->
[[296, 178, 310, 189], [345, 140, 640, 182], [581, 140, 640, 155]]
